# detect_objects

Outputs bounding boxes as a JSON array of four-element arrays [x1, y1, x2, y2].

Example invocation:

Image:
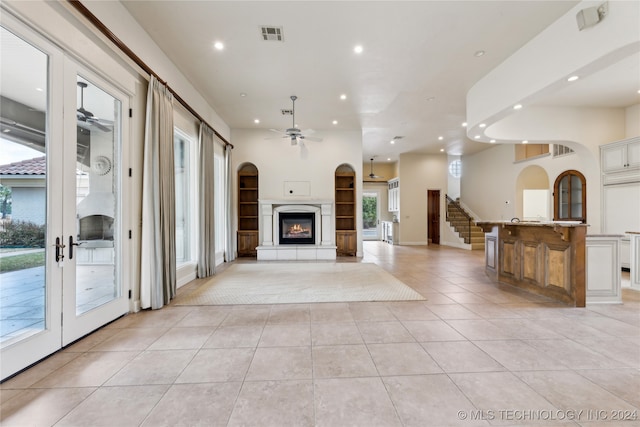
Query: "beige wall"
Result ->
[[362, 161, 397, 183], [397, 153, 448, 245], [231, 128, 363, 253]]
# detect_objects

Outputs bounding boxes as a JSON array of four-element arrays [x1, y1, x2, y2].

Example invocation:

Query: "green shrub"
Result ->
[[0, 220, 46, 248]]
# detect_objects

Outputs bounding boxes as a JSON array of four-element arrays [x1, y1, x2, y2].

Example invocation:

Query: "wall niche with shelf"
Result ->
[[237, 163, 259, 257], [335, 164, 356, 256]]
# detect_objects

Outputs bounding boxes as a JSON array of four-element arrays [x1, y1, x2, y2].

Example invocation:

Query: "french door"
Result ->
[[0, 18, 130, 380], [362, 190, 381, 240]]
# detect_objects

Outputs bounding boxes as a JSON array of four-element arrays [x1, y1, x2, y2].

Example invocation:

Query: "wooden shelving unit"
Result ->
[[237, 164, 259, 257], [335, 167, 356, 256]]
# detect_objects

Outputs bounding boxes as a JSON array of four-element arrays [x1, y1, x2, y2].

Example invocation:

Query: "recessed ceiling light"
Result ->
[[340, 94, 347, 100], [387, 158, 391, 161], [522, 140, 528, 144], [426, 96, 435, 101], [479, 123, 486, 128], [35, 87, 43, 92], [438, 136, 443, 141], [474, 135, 481, 139], [567, 75, 579, 82], [474, 50, 485, 57], [462, 122, 467, 127], [513, 104, 523, 110], [354, 45, 363, 54], [440, 148, 444, 152], [332, 120, 338, 125], [254, 119, 260, 124], [3, 129, 10, 133], [213, 41, 224, 50], [637, 89, 640, 94], [240, 93, 247, 97], [490, 139, 496, 143], [390, 140, 395, 144]]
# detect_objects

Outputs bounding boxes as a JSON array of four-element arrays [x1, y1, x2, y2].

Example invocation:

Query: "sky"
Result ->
[[0, 138, 43, 166]]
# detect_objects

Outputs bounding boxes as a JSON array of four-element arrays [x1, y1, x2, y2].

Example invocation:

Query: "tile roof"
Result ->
[[0, 156, 46, 175]]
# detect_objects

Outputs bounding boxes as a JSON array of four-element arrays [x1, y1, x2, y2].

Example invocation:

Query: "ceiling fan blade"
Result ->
[[303, 136, 322, 142], [269, 128, 286, 134]]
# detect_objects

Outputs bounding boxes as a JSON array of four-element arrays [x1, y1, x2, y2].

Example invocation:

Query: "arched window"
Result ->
[[553, 170, 586, 223]]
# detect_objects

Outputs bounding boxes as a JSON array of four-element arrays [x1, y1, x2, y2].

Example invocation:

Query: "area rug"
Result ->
[[175, 262, 425, 305]]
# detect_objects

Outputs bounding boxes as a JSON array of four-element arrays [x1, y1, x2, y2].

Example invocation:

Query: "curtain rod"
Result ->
[[67, 0, 233, 149]]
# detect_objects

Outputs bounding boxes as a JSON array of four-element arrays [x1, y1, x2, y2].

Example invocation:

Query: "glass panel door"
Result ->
[[0, 18, 131, 380], [61, 66, 128, 346], [0, 22, 63, 380], [362, 191, 380, 240]]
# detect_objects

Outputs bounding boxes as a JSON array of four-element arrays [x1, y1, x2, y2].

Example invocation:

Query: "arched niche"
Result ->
[[237, 162, 259, 256], [516, 165, 550, 220], [334, 164, 356, 255]]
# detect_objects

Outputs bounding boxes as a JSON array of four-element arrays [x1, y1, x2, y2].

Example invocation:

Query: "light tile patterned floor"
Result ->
[[1, 242, 639, 426]]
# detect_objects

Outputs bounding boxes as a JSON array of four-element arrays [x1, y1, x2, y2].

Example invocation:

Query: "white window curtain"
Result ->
[[140, 76, 176, 309], [225, 145, 236, 262], [197, 123, 216, 277]]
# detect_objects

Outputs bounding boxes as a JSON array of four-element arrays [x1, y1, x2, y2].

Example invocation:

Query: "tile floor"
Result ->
[[1, 242, 639, 426]]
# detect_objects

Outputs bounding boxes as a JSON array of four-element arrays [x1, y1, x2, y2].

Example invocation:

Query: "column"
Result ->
[[261, 202, 273, 246]]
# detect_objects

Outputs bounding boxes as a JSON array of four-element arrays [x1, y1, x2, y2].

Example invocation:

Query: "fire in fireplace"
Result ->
[[279, 212, 315, 245]]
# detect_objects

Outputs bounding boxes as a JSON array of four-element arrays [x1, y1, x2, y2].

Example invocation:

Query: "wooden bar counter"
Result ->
[[477, 221, 589, 307]]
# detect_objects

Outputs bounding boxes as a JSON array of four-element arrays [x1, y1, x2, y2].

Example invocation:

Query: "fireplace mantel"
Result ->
[[257, 199, 337, 260]]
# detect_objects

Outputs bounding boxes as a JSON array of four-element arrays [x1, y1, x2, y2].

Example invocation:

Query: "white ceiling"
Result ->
[[119, 1, 638, 161]]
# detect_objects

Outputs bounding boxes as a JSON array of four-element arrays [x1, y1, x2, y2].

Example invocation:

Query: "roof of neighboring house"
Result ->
[[0, 157, 46, 175]]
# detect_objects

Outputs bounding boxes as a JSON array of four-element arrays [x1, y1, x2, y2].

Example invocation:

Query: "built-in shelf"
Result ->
[[237, 164, 259, 257], [335, 166, 356, 256]]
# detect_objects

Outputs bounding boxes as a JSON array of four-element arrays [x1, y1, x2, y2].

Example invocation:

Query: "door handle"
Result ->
[[69, 236, 80, 260], [55, 237, 66, 262]]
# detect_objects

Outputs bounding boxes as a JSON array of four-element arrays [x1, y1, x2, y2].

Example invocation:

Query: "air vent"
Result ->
[[281, 109, 293, 116], [261, 26, 284, 41]]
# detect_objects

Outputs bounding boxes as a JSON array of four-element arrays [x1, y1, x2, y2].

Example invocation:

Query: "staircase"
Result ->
[[446, 196, 485, 250]]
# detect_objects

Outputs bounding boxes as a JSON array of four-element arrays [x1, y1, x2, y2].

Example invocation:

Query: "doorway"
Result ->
[[0, 19, 131, 380], [362, 190, 381, 240], [427, 190, 440, 244]]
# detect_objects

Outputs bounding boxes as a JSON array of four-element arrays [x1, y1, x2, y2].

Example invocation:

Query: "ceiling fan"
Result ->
[[76, 81, 111, 132], [368, 157, 384, 179], [269, 95, 322, 145]]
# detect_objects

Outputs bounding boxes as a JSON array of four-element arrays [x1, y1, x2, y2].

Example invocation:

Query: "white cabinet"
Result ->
[[601, 137, 640, 178], [388, 178, 399, 212], [382, 221, 393, 243]]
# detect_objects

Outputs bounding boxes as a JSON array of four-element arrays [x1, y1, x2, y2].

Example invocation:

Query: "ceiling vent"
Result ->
[[261, 26, 284, 42], [281, 109, 293, 115]]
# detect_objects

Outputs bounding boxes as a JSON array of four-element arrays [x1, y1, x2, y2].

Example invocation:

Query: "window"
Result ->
[[553, 170, 586, 223], [553, 144, 575, 157], [174, 128, 197, 265], [448, 160, 462, 178]]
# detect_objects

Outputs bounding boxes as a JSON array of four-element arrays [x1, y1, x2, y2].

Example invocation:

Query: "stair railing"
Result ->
[[445, 194, 472, 243]]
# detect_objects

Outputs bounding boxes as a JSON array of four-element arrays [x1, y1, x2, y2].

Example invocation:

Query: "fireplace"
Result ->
[[257, 200, 336, 260], [279, 212, 315, 245]]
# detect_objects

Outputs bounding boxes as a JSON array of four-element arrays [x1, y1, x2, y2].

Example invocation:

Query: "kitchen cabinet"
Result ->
[[388, 178, 399, 212]]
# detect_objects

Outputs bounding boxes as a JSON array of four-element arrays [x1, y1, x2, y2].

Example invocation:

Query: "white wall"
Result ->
[[397, 153, 448, 245], [461, 103, 640, 232], [627, 104, 640, 138], [231, 128, 363, 254], [466, 0, 640, 133]]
